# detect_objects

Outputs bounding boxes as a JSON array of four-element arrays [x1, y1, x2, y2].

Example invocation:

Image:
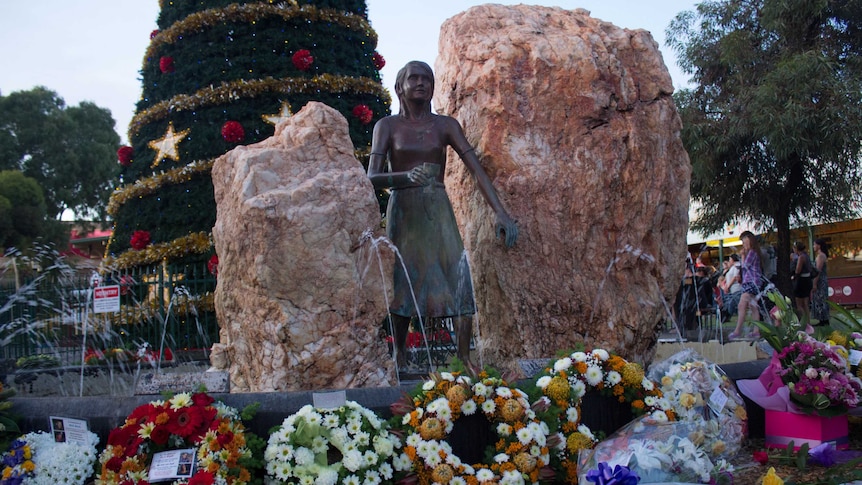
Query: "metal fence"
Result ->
[[0, 262, 218, 366]]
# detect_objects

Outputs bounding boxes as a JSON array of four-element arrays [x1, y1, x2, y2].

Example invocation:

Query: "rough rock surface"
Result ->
[[435, 5, 691, 371], [210, 102, 395, 392]]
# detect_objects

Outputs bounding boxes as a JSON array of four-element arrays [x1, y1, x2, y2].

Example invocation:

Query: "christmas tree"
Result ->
[[104, 0, 389, 346]]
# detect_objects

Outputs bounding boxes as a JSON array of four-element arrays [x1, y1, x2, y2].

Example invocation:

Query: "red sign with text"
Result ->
[[93, 285, 120, 313]]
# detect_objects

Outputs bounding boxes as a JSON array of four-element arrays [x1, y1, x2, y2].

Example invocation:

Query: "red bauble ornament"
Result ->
[[130, 230, 151, 250], [150, 29, 160, 39], [159, 56, 175, 73], [117, 146, 134, 166], [352, 104, 373, 125], [292, 49, 314, 71], [221, 121, 245, 143], [207, 254, 219, 277], [372, 51, 386, 70]]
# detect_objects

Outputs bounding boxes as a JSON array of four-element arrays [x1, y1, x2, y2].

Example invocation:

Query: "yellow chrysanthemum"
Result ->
[[679, 393, 697, 409], [566, 432, 594, 453], [545, 376, 570, 402], [446, 385, 470, 408], [621, 362, 645, 387], [829, 331, 848, 347]]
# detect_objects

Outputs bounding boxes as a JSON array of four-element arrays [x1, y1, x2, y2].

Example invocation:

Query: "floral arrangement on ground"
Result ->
[[390, 368, 557, 485], [96, 392, 255, 485], [531, 348, 673, 483], [264, 400, 402, 485], [1, 429, 99, 485]]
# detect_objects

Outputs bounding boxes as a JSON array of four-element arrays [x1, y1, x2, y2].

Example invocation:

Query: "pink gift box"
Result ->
[[764, 410, 849, 450]]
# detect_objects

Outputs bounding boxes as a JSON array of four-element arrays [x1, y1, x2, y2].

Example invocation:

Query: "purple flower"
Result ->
[[586, 462, 641, 485], [809, 442, 836, 467]]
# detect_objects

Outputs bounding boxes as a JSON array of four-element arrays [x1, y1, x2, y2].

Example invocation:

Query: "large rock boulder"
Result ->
[[210, 102, 395, 392], [435, 5, 690, 371]]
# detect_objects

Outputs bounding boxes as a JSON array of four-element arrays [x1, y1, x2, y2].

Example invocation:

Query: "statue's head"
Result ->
[[395, 60, 434, 115]]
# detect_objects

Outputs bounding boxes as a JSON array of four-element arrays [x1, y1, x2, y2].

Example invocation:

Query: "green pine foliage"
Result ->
[[107, 0, 390, 263]]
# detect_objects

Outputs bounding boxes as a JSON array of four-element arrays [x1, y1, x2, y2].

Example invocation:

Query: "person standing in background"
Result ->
[[811, 238, 830, 325], [790, 241, 813, 325]]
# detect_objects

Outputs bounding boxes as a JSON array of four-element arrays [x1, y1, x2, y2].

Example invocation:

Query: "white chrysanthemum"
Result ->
[[566, 406, 579, 423], [476, 468, 496, 482], [425, 451, 442, 467], [344, 474, 361, 485], [406, 433, 422, 447], [577, 424, 595, 440], [393, 453, 412, 471], [496, 387, 513, 398], [642, 378, 655, 391], [423, 380, 435, 391], [516, 427, 534, 445], [606, 370, 622, 386], [500, 469, 524, 485], [482, 400, 496, 414], [494, 453, 509, 464], [168, 392, 192, 409], [553, 357, 572, 372], [571, 351, 587, 362], [342, 450, 363, 472], [451, 477, 468, 485], [651, 410, 669, 422], [644, 396, 657, 407], [294, 447, 315, 466], [274, 462, 294, 481], [536, 376, 552, 389], [310, 436, 329, 454], [446, 452, 463, 468], [497, 423, 513, 436], [473, 383, 488, 397], [373, 435, 394, 456], [379, 462, 394, 480], [299, 474, 315, 485], [316, 468, 339, 485], [441, 372, 455, 381], [585, 366, 603, 386], [363, 450, 379, 467], [461, 399, 477, 415], [416, 441, 434, 459], [592, 349, 610, 361], [323, 414, 341, 429], [571, 380, 586, 398], [363, 470, 382, 485], [456, 375, 472, 385], [436, 404, 453, 421]]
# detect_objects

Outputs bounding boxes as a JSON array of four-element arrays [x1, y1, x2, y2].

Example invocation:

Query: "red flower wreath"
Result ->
[[352, 104, 373, 125], [97, 392, 252, 485], [117, 146, 134, 166], [159, 56, 175, 73], [130, 230, 151, 251], [372, 51, 386, 70], [207, 254, 219, 277], [292, 49, 314, 71], [221, 121, 245, 143]]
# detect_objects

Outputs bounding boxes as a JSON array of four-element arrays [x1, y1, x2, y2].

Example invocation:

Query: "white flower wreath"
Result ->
[[265, 401, 402, 485]]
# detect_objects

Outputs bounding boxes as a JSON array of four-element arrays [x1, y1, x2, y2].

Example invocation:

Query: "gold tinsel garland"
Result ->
[[107, 159, 215, 216], [129, 74, 389, 138], [105, 292, 215, 328], [102, 232, 213, 270], [107, 144, 370, 215], [147, 2, 377, 64]]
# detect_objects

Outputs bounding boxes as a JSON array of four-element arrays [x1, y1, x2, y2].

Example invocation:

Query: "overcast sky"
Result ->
[[0, 1, 697, 144]]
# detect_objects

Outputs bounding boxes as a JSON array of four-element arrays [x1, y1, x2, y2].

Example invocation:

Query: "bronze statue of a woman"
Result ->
[[367, 61, 518, 369]]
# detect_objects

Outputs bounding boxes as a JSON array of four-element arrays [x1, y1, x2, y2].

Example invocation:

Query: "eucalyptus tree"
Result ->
[[668, 0, 862, 288]]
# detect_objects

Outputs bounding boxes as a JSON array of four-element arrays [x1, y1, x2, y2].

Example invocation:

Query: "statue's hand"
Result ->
[[495, 213, 518, 247], [407, 165, 435, 186]]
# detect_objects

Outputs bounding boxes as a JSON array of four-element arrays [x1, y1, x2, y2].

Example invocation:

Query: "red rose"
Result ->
[[117, 146, 134, 166], [753, 450, 769, 465], [352, 104, 373, 125], [221, 121, 245, 143], [188, 471, 215, 485], [372, 51, 385, 70], [216, 430, 234, 447], [292, 49, 314, 71], [207, 254, 219, 276], [130, 230, 151, 250], [105, 455, 124, 472], [159, 56, 175, 73], [150, 29, 160, 39]]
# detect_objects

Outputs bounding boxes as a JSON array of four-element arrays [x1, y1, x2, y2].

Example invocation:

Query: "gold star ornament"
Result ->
[[149, 122, 190, 167], [262, 102, 293, 126]]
